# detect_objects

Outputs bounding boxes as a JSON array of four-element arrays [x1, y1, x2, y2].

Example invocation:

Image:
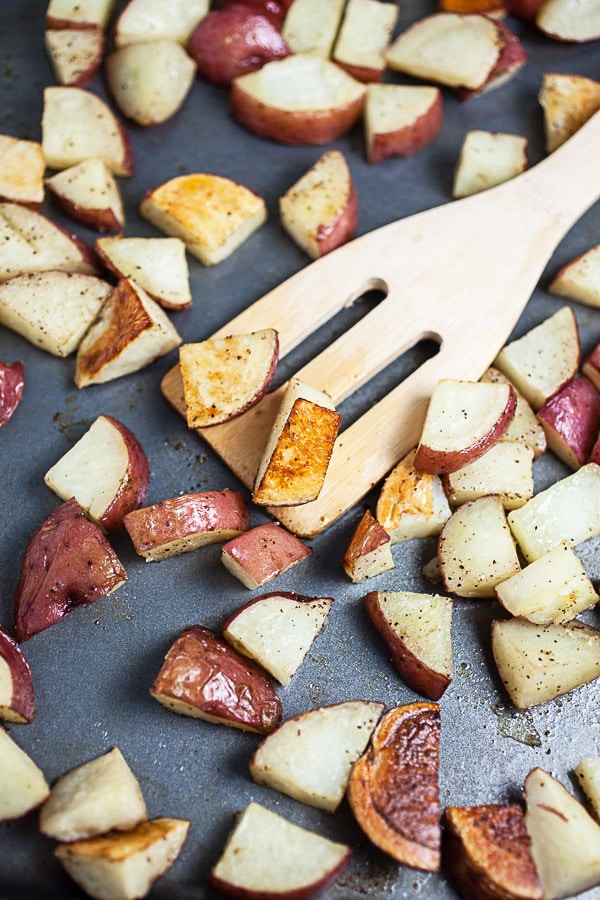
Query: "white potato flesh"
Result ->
[[536, 0, 600, 41], [494, 305, 580, 409], [42, 86, 132, 176], [525, 767, 600, 900], [46, 0, 116, 29], [39, 746, 147, 841], [438, 495, 521, 597], [0, 202, 97, 282], [507, 462, 600, 562], [368, 590, 453, 680], [0, 135, 45, 205], [44, 415, 131, 523], [140, 173, 267, 266], [495, 540, 598, 624], [282, 0, 346, 56], [376, 447, 451, 544], [539, 71, 600, 153], [492, 618, 600, 709], [443, 441, 534, 510], [333, 0, 399, 76], [279, 149, 354, 260], [114, 0, 209, 46], [95, 236, 191, 309], [575, 757, 600, 821], [55, 818, 189, 900], [0, 271, 111, 357], [223, 594, 333, 685], [385, 12, 502, 89], [45, 28, 104, 86], [250, 701, 383, 812], [180, 330, 278, 428], [46, 158, 125, 228], [233, 54, 366, 112], [549, 243, 600, 308], [480, 367, 547, 457], [106, 41, 196, 126], [452, 130, 528, 198], [211, 803, 351, 894], [253, 378, 341, 506], [0, 729, 49, 821]]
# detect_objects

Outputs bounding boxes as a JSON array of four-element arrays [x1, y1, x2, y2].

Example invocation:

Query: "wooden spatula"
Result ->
[[162, 109, 600, 538]]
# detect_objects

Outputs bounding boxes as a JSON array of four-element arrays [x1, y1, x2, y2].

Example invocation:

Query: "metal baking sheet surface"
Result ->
[[1, 2, 600, 898]]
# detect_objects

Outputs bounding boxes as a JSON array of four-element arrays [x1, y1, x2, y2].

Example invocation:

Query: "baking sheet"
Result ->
[[1, 2, 600, 898]]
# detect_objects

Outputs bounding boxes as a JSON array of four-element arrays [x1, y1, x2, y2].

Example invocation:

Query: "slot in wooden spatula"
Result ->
[[162, 110, 600, 538]]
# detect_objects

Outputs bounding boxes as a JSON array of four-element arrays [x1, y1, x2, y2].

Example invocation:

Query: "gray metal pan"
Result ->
[[1, 2, 600, 898]]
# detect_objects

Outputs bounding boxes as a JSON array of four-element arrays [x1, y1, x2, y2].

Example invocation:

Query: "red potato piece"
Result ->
[[179, 330, 278, 428], [0, 271, 111, 358], [230, 54, 366, 145], [124, 490, 250, 561], [222, 591, 333, 685], [46, 0, 116, 29], [106, 41, 196, 126], [249, 700, 384, 811], [575, 757, 600, 820], [549, 243, 600, 308], [453, 19, 527, 101], [44, 414, 150, 533], [493, 306, 580, 410], [442, 440, 535, 510], [45, 158, 125, 233], [414, 378, 516, 475], [332, 0, 399, 83], [95, 236, 191, 311], [187, 4, 289, 86], [55, 818, 190, 900], [364, 590, 452, 700], [139, 173, 267, 265], [583, 343, 600, 393], [443, 803, 543, 900], [537, 376, 600, 470], [0, 730, 49, 822], [341, 509, 395, 583], [39, 746, 147, 842], [221, 522, 312, 589], [0, 360, 24, 428], [524, 767, 600, 900], [42, 86, 133, 177], [480, 367, 547, 457], [0, 202, 97, 283], [492, 617, 600, 709], [150, 625, 282, 734], [505, 0, 543, 20], [209, 802, 351, 897], [535, 0, 600, 42], [364, 84, 443, 164], [281, 0, 346, 56], [0, 625, 35, 723], [452, 130, 528, 198], [375, 447, 451, 544], [347, 702, 442, 871], [0, 135, 45, 207], [74, 278, 182, 388], [539, 72, 600, 153], [114, 0, 209, 45], [44, 27, 104, 88], [438, 495, 521, 597], [252, 379, 342, 507], [279, 149, 358, 259], [13, 498, 127, 642]]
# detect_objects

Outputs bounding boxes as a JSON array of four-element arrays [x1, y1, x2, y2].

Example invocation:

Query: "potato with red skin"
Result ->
[[443, 803, 543, 900], [14, 498, 127, 642], [0, 361, 24, 427], [0, 626, 35, 723], [537, 376, 600, 470], [216, 0, 292, 24], [187, 4, 289, 86], [454, 21, 527, 101], [221, 522, 312, 589], [505, 0, 542, 20], [347, 702, 441, 871], [151, 625, 282, 734]]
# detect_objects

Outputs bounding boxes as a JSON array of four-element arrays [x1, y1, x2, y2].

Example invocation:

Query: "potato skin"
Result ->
[[0, 360, 24, 427], [151, 625, 282, 734], [0, 625, 35, 722], [97, 415, 150, 533], [368, 90, 443, 164]]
